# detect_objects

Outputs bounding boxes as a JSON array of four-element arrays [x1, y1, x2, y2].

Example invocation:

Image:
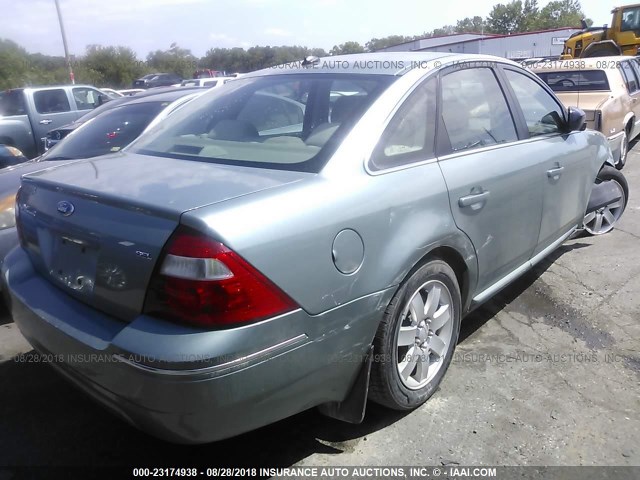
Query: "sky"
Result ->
[[0, 0, 616, 59]]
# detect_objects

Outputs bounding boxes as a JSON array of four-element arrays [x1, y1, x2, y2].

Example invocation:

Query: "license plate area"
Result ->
[[50, 234, 99, 294]]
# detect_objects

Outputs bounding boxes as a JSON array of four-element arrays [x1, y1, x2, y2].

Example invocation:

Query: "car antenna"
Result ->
[[302, 56, 320, 67]]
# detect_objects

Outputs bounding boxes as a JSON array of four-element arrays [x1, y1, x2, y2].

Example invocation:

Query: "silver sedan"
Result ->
[[3, 52, 625, 444]]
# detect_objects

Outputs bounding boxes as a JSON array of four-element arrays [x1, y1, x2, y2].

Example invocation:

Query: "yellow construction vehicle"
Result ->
[[562, 3, 640, 58]]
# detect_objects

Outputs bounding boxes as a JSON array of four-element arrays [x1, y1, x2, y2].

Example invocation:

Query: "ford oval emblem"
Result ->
[[57, 200, 75, 216]]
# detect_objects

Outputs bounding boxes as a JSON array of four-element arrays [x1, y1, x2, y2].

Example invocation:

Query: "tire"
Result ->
[[616, 129, 629, 170], [584, 166, 629, 235], [369, 259, 461, 410], [581, 42, 620, 58]]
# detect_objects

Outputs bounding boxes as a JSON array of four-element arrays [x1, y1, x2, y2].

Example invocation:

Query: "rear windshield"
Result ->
[[536, 70, 610, 92], [130, 73, 395, 172], [42, 101, 166, 160], [0, 90, 27, 116]]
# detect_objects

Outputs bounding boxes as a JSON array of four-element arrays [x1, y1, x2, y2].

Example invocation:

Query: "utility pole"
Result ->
[[54, 0, 75, 84]]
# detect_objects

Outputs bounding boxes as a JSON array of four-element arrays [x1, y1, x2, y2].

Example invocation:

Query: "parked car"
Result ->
[[3, 53, 625, 444], [0, 85, 110, 158], [531, 56, 640, 169], [180, 77, 234, 88], [132, 73, 182, 89], [117, 89, 145, 96], [0, 88, 201, 267], [100, 88, 125, 100], [193, 69, 225, 78], [44, 87, 203, 150]]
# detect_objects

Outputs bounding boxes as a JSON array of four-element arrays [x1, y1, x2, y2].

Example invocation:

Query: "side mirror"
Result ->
[[0, 144, 28, 168], [566, 107, 586, 132]]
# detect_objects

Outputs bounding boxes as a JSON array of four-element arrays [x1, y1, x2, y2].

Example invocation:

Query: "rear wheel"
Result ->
[[369, 259, 461, 410], [584, 166, 628, 235]]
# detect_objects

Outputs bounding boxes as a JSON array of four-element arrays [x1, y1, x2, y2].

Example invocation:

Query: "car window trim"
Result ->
[[367, 76, 438, 173], [619, 60, 640, 94], [436, 132, 576, 163], [364, 72, 439, 175]]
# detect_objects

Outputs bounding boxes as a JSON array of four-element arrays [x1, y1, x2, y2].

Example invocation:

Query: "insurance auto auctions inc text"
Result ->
[[264, 466, 497, 478]]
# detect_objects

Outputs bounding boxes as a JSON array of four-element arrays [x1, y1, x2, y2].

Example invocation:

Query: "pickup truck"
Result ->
[[0, 85, 108, 159]]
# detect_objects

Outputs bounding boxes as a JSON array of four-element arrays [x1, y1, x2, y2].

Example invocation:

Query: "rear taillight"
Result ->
[[143, 226, 298, 328]]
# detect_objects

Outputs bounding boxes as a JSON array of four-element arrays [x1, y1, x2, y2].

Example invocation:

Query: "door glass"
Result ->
[[504, 69, 565, 137], [621, 7, 640, 31], [620, 61, 639, 93], [0, 90, 27, 116], [73, 87, 102, 110], [370, 77, 436, 171], [441, 68, 517, 153], [33, 89, 71, 114]]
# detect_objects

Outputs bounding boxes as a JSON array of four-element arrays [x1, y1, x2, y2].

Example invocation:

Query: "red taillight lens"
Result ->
[[143, 226, 298, 328]]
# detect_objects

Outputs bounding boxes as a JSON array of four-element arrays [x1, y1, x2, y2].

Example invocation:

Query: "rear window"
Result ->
[[42, 101, 166, 160], [131, 73, 395, 172], [0, 90, 27, 116], [33, 89, 71, 114], [536, 70, 610, 92]]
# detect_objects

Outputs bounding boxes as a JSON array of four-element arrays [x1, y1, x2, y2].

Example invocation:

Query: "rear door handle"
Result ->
[[458, 191, 490, 207], [39, 119, 53, 125], [547, 166, 564, 178]]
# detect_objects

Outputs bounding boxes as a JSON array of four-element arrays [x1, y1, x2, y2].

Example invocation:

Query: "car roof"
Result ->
[[120, 88, 203, 105], [245, 52, 521, 77]]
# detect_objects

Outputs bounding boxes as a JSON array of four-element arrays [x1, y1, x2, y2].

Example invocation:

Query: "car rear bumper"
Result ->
[[3, 247, 392, 443], [0, 228, 18, 278]]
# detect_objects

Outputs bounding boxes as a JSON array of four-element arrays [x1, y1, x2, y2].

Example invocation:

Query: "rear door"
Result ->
[[28, 88, 78, 153], [500, 66, 591, 254], [436, 65, 543, 296]]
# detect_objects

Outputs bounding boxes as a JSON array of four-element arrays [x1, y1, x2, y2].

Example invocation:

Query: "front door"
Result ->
[[436, 66, 543, 295], [501, 67, 592, 254]]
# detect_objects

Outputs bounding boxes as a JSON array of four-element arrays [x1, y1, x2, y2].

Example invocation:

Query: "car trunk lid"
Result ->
[[554, 91, 611, 122], [17, 152, 307, 320]]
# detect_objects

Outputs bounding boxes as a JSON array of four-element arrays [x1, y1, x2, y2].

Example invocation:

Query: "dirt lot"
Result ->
[[0, 147, 638, 470]]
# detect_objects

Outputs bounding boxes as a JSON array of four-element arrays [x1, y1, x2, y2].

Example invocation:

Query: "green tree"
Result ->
[[365, 35, 415, 52], [0, 39, 31, 89], [486, 1, 526, 34], [146, 43, 197, 79], [330, 41, 365, 55], [456, 16, 487, 33], [537, 0, 591, 29], [486, 0, 590, 34], [80, 45, 147, 88]]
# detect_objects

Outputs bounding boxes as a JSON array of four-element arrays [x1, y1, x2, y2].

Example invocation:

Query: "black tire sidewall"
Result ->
[[596, 165, 629, 210], [617, 132, 629, 170], [376, 260, 461, 410]]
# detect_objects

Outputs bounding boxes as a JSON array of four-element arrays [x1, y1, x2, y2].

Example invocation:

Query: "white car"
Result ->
[[99, 88, 124, 99], [116, 88, 145, 96], [180, 77, 235, 88]]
